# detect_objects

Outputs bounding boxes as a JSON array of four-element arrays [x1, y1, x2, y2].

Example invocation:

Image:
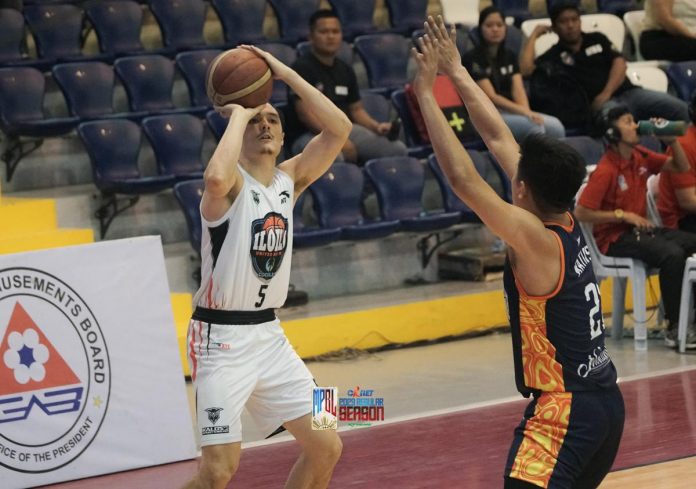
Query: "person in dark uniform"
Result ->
[[414, 17, 624, 489], [461, 6, 565, 141], [520, 1, 688, 122], [287, 9, 406, 165]]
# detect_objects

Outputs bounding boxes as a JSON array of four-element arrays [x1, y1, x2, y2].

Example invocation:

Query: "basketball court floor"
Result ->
[[37, 282, 696, 488]]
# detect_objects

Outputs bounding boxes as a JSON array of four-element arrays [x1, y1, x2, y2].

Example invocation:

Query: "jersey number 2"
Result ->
[[255, 284, 268, 308], [584, 282, 604, 339]]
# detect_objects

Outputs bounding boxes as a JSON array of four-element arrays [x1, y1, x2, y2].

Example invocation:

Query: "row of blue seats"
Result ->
[[495, 0, 640, 25], [0, 0, 435, 71], [173, 152, 511, 254]]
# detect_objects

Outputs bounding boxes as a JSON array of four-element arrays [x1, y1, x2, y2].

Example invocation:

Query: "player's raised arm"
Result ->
[[202, 103, 263, 221], [412, 31, 547, 255], [242, 45, 352, 196], [425, 16, 519, 180]]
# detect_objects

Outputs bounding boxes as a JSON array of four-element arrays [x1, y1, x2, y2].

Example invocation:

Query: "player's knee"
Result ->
[[202, 459, 238, 489], [307, 433, 342, 467]]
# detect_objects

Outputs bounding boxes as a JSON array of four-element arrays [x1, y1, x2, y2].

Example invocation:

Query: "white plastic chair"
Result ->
[[521, 18, 557, 57], [581, 13, 625, 55], [440, 0, 480, 27], [623, 9, 645, 60], [678, 257, 696, 353], [576, 183, 657, 351], [521, 13, 625, 58], [626, 63, 669, 92]]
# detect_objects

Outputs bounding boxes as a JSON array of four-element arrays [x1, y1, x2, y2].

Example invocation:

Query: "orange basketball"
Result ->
[[263, 215, 286, 231], [206, 48, 273, 108]]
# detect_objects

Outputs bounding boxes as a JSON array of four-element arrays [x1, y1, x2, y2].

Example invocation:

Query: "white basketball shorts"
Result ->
[[188, 318, 314, 446]]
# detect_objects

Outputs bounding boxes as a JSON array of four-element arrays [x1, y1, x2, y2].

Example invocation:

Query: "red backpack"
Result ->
[[404, 75, 477, 144]]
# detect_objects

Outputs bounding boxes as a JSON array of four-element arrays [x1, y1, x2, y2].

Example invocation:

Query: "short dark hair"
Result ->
[[605, 104, 632, 130], [309, 9, 339, 31], [478, 6, 504, 30], [517, 134, 587, 213], [549, 1, 581, 24]]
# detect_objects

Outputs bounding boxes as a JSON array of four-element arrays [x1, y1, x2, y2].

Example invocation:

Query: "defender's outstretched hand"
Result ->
[[412, 33, 438, 95], [424, 15, 461, 77]]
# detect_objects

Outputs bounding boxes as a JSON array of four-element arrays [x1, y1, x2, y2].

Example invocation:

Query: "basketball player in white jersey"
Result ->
[[181, 45, 351, 489]]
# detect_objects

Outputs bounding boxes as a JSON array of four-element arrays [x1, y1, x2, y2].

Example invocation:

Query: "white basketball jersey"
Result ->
[[193, 165, 294, 310]]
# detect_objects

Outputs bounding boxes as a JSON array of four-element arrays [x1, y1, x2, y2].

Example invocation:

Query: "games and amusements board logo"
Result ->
[[0, 268, 111, 473], [339, 386, 384, 427]]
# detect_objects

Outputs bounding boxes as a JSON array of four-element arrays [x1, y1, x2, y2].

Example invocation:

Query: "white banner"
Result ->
[[0, 237, 196, 488]]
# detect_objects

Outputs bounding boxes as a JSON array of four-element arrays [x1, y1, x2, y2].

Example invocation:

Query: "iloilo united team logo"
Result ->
[[250, 212, 288, 280], [0, 268, 110, 473]]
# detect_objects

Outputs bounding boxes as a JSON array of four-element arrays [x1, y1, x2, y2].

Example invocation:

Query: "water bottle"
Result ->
[[636, 120, 687, 137]]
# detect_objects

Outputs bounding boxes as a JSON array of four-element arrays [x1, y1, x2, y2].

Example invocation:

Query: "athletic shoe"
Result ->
[[664, 327, 696, 350]]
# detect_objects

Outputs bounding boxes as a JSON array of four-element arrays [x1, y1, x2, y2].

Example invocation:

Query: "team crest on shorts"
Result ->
[[250, 212, 288, 280], [0, 268, 110, 473]]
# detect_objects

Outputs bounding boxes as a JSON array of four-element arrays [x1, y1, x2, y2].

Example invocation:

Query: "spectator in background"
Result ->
[[462, 6, 565, 142], [574, 105, 696, 349], [659, 93, 696, 233], [520, 2, 689, 123], [641, 0, 696, 62], [288, 9, 407, 165]]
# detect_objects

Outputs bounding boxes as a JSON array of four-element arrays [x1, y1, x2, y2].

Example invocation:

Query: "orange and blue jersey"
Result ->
[[503, 213, 617, 397], [502, 213, 623, 489]]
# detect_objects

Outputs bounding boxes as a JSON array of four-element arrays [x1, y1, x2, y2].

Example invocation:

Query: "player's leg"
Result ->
[[282, 413, 343, 489], [181, 442, 241, 489], [573, 387, 625, 489], [247, 321, 341, 489], [182, 321, 257, 489]]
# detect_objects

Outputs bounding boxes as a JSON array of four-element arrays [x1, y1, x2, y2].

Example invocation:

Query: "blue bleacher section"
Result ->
[[1, 1, 694, 274]]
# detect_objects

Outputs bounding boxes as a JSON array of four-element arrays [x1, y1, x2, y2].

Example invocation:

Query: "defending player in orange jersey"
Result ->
[[413, 17, 624, 489]]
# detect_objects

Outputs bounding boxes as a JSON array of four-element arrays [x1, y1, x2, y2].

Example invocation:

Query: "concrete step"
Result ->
[[0, 197, 57, 231]]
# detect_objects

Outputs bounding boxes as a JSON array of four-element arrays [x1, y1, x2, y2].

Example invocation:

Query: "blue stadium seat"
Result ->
[[85, 1, 146, 60], [149, 0, 208, 52], [267, 0, 321, 45], [23, 4, 98, 64], [354, 33, 411, 92], [665, 61, 696, 101], [384, 0, 428, 34], [257, 42, 297, 103], [142, 114, 205, 181], [0, 8, 48, 69], [309, 162, 401, 240], [293, 192, 342, 248], [206, 109, 227, 140], [427, 153, 478, 223], [176, 49, 221, 109], [492, 1, 533, 26], [0, 66, 79, 181], [364, 156, 461, 232], [596, 0, 640, 17], [327, 0, 377, 40], [390, 89, 431, 158], [52, 61, 147, 121], [211, 0, 267, 47], [114, 55, 203, 116], [296, 40, 354, 66], [173, 179, 204, 253], [360, 90, 392, 123], [560, 136, 604, 168], [77, 119, 176, 237]]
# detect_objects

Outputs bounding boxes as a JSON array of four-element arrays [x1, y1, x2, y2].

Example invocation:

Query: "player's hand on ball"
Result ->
[[239, 45, 291, 81]]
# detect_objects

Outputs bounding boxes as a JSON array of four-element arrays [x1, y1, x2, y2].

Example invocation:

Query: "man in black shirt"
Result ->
[[288, 9, 407, 165], [520, 2, 688, 122]]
